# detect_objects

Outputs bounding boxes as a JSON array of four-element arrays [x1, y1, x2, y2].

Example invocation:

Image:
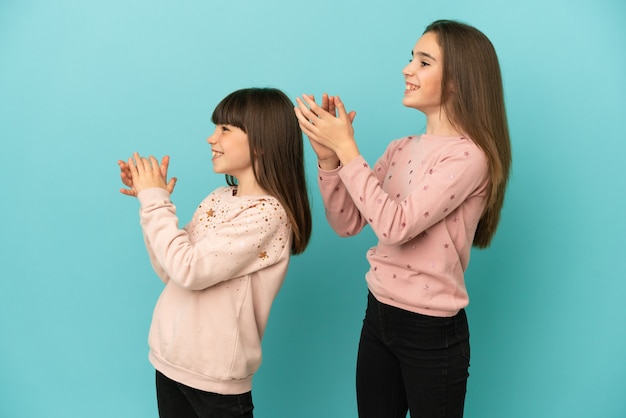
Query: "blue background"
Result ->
[[1, 0, 625, 417]]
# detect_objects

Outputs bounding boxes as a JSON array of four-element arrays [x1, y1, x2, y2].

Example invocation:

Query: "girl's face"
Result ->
[[207, 124, 253, 179], [402, 31, 444, 115]]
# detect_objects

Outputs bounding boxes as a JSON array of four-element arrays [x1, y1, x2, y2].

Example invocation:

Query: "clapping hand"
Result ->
[[118, 153, 177, 197], [295, 93, 359, 168]]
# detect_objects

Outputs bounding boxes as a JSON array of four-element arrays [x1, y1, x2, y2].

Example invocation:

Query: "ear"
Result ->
[[444, 78, 457, 94]]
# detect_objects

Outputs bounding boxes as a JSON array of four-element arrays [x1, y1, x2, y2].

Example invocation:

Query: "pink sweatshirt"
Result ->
[[319, 134, 489, 317], [137, 186, 291, 395]]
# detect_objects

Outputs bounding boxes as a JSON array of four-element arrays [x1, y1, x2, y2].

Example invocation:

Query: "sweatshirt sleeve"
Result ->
[[338, 143, 488, 246], [137, 188, 289, 291], [318, 147, 391, 237], [142, 231, 171, 284]]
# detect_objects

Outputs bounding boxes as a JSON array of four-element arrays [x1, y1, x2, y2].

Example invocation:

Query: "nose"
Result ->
[[403, 60, 415, 77], [207, 129, 217, 145]]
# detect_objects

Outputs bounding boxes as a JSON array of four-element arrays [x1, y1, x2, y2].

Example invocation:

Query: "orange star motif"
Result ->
[[206, 209, 214, 217], [259, 252, 268, 259]]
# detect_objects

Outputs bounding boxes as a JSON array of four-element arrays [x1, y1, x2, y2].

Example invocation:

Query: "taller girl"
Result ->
[[295, 20, 511, 417]]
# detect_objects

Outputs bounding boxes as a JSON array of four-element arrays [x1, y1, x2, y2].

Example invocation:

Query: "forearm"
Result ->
[[143, 231, 170, 284], [318, 165, 367, 236]]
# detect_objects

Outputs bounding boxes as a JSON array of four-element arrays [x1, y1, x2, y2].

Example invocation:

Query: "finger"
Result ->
[[136, 153, 152, 173], [128, 156, 139, 176], [298, 120, 315, 138], [334, 96, 350, 120], [119, 161, 130, 172], [133, 153, 150, 177], [328, 96, 337, 117], [300, 94, 319, 110], [294, 100, 318, 127], [321, 93, 330, 113], [295, 108, 316, 133], [118, 161, 133, 185], [299, 95, 324, 119], [294, 106, 307, 124], [119, 188, 137, 197], [297, 120, 316, 139], [118, 160, 131, 175], [348, 110, 357, 123], [160, 155, 170, 178], [166, 177, 177, 194], [120, 172, 132, 187], [149, 156, 160, 172], [295, 97, 314, 117]]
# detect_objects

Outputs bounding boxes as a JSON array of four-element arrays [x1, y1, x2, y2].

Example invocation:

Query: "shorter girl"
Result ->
[[295, 20, 511, 418], [119, 88, 312, 418]]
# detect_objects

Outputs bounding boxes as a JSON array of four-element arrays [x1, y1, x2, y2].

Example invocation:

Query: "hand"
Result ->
[[295, 94, 359, 167], [302, 94, 338, 165], [322, 93, 357, 124], [118, 154, 177, 196]]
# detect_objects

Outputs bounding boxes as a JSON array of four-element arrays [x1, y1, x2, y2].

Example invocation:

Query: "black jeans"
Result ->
[[356, 292, 470, 418], [155, 371, 254, 418]]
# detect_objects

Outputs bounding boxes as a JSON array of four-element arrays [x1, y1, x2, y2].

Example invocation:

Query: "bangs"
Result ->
[[211, 92, 248, 132]]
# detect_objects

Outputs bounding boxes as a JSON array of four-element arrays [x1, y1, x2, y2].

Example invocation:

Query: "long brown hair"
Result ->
[[211, 88, 312, 254], [425, 20, 512, 248]]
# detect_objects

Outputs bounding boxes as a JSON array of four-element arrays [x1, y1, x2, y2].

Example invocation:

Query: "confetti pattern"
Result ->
[[137, 185, 293, 394]]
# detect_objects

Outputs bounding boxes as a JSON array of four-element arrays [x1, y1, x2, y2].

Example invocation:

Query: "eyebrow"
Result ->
[[412, 50, 437, 61]]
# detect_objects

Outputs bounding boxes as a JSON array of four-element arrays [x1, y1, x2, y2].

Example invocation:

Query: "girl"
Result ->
[[119, 88, 312, 418], [294, 20, 511, 417]]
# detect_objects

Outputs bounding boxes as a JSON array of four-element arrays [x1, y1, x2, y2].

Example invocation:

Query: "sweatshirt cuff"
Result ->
[[338, 155, 367, 179], [318, 162, 342, 174], [137, 188, 171, 206]]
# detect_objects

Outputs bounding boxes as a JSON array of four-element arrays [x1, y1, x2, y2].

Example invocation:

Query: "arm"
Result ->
[[121, 153, 178, 282], [142, 229, 173, 284], [318, 144, 392, 237], [339, 143, 489, 246], [295, 93, 367, 235], [138, 189, 290, 290], [317, 165, 368, 236]]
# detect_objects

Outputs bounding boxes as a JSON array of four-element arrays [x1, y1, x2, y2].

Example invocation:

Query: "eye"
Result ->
[[420, 61, 430, 67]]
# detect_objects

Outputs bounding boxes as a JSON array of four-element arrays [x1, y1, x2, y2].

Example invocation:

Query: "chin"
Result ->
[[402, 99, 420, 110]]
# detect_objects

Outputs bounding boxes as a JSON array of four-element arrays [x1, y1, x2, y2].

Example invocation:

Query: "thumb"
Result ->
[[166, 177, 177, 194]]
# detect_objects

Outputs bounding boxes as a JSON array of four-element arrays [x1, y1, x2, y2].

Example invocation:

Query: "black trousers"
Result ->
[[155, 370, 254, 418], [356, 292, 470, 418]]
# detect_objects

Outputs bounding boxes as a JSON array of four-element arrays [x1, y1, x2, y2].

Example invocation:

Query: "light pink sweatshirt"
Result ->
[[319, 134, 489, 317], [137, 186, 291, 395]]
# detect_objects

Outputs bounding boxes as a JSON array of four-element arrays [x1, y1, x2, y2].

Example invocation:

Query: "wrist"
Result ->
[[336, 144, 360, 166], [318, 157, 341, 170]]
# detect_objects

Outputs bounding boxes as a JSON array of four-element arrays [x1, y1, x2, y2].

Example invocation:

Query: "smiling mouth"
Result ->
[[405, 83, 419, 92], [212, 150, 223, 159]]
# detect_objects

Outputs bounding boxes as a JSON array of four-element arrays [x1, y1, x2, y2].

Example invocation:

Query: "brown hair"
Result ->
[[211, 88, 312, 254], [424, 20, 512, 248]]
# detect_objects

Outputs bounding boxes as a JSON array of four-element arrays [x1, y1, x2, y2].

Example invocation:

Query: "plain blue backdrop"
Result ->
[[1, 0, 625, 417]]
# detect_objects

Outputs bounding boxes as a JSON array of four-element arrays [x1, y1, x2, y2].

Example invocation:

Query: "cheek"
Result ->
[[425, 78, 443, 98]]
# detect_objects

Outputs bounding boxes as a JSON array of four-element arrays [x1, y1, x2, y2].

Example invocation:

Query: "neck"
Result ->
[[424, 108, 463, 136], [232, 177, 268, 197]]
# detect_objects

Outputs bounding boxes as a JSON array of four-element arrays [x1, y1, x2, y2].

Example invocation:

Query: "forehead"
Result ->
[[412, 31, 442, 59]]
